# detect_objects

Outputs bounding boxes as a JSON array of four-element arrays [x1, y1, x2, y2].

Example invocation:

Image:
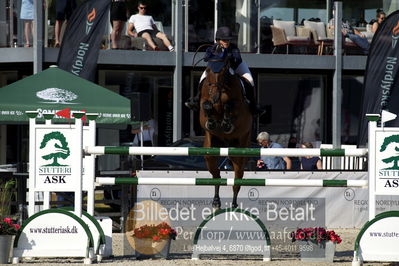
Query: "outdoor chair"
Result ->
[[270, 20, 312, 54], [304, 20, 334, 55]]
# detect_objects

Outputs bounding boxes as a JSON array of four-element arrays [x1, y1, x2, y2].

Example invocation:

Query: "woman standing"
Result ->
[[20, 0, 34, 47]]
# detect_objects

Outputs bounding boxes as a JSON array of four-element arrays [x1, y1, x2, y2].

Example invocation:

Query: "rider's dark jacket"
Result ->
[[204, 43, 242, 71]]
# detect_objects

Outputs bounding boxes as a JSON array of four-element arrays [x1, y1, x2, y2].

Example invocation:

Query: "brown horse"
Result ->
[[199, 58, 253, 209]]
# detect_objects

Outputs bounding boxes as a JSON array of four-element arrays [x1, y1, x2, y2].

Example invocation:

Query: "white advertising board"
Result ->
[[358, 215, 399, 261], [375, 131, 399, 195], [34, 127, 80, 191]]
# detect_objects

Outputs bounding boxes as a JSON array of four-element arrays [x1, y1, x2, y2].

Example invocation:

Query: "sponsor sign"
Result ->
[[358, 216, 399, 261], [375, 131, 399, 195], [13, 210, 94, 258], [35, 128, 79, 191]]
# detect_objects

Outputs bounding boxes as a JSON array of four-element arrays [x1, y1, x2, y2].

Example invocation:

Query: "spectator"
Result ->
[[127, 1, 174, 51], [54, 0, 76, 47], [256, 132, 292, 170], [329, 8, 369, 55], [300, 142, 322, 170], [20, 0, 34, 47], [287, 136, 300, 170], [371, 9, 386, 33], [110, 0, 128, 49]]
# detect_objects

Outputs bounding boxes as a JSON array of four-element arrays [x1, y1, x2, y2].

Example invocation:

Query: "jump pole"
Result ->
[[86, 146, 367, 157], [96, 177, 367, 187]]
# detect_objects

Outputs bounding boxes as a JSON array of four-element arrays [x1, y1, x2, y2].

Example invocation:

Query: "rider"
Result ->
[[185, 26, 264, 115]]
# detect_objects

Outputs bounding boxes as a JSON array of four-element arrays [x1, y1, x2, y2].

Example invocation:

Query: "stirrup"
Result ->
[[251, 105, 266, 116], [185, 100, 199, 111]]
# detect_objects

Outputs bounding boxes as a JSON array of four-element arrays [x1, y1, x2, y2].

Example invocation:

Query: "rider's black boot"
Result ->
[[244, 81, 265, 116], [185, 80, 204, 111]]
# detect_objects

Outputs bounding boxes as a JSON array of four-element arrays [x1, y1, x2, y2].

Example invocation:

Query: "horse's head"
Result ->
[[204, 57, 233, 105]]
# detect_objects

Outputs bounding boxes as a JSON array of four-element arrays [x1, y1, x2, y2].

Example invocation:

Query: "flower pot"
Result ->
[[0, 235, 13, 264], [299, 240, 335, 262], [134, 237, 171, 259]]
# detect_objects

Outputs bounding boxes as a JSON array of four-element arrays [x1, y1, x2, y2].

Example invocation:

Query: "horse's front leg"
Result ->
[[230, 157, 245, 209], [221, 102, 234, 134], [202, 100, 217, 131], [205, 155, 222, 209], [204, 133, 221, 209]]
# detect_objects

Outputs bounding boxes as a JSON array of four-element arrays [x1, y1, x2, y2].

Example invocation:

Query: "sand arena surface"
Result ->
[[10, 229, 397, 266]]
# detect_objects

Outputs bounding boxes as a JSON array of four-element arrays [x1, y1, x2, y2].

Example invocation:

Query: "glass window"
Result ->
[[186, 0, 215, 52], [261, 7, 294, 21], [341, 75, 364, 145], [97, 69, 173, 170], [298, 8, 326, 24], [258, 74, 324, 146], [98, 70, 173, 146]]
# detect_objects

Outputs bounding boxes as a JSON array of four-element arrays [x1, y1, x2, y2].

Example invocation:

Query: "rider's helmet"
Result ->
[[215, 26, 233, 40]]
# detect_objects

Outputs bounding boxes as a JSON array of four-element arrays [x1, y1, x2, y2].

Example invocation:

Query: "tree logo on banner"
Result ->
[[40, 131, 70, 166], [36, 88, 78, 104], [380, 134, 399, 170]]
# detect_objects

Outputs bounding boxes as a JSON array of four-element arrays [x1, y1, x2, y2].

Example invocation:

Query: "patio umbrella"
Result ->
[[0, 66, 131, 124]]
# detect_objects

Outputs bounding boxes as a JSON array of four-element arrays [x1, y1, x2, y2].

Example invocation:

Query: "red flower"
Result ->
[[132, 222, 176, 240], [290, 227, 342, 244], [0, 218, 20, 235]]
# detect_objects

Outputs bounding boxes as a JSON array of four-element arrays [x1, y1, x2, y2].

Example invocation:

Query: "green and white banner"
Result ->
[[375, 131, 399, 195], [35, 127, 79, 191]]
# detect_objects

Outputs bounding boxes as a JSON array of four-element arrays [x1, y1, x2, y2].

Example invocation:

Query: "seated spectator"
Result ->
[[20, 0, 34, 47], [110, 0, 128, 49], [329, 8, 369, 54], [256, 132, 291, 170], [127, 1, 174, 51], [371, 9, 386, 33], [300, 142, 322, 170], [287, 136, 300, 170]]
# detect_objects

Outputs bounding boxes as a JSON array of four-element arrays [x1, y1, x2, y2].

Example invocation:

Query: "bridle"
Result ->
[[206, 57, 232, 104]]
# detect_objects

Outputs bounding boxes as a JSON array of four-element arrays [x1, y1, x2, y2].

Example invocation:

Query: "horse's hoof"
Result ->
[[206, 120, 217, 131], [232, 203, 238, 209], [222, 122, 234, 134], [212, 206, 220, 212], [212, 198, 221, 209]]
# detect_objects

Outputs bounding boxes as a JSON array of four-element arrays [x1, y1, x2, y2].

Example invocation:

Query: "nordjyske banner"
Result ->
[[57, 0, 110, 81], [358, 10, 399, 146]]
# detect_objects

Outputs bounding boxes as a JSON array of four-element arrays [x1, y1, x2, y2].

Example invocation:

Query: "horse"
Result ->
[[199, 56, 253, 209]]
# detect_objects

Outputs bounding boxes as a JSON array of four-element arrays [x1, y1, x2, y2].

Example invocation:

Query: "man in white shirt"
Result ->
[[127, 1, 174, 51]]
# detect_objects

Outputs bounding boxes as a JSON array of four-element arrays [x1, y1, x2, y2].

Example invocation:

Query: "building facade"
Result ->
[[0, 0, 394, 167]]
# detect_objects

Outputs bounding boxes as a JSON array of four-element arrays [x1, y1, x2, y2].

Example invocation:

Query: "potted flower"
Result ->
[[0, 218, 20, 264], [0, 179, 19, 264], [132, 222, 177, 259], [290, 227, 342, 262]]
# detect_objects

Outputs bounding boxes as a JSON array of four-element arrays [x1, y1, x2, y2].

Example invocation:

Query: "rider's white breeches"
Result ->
[[199, 62, 254, 87]]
